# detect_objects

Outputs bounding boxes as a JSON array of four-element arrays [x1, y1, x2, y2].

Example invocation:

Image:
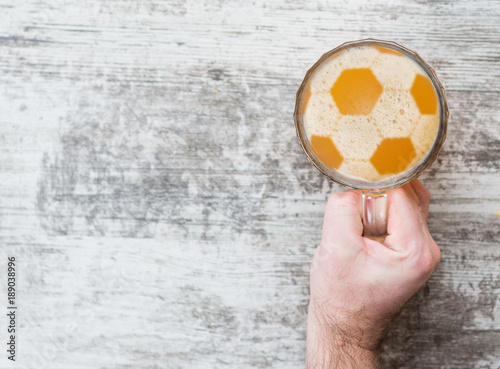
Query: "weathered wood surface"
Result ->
[[0, 1, 499, 368]]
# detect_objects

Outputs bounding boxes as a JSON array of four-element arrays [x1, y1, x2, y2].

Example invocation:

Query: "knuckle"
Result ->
[[414, 243, 441, 280], [327, 191, 358, 209], [413, 243, 437, 277], [417, 253, 435, 274]]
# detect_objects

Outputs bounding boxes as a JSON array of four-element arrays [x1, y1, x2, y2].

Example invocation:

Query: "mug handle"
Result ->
[[362, 190, 388, 242]]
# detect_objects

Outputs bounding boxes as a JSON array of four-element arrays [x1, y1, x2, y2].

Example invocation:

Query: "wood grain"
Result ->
[[0, 0, 499, 368]]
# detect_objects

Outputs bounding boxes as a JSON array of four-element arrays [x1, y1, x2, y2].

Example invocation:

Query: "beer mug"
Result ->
[[294, 39, 448, 240]]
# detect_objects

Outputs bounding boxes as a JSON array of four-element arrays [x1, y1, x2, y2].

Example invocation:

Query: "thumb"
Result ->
[[321, 190, 364, 248]]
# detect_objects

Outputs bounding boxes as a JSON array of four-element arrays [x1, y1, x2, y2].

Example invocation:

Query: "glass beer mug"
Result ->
[[294, 39, 448, 240]]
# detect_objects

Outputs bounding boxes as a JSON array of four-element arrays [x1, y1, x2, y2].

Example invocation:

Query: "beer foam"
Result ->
[[309, 47, 379, 93], [302, 45, 440, 182], [371, 53, 420, 90], [370, 90, 421, 138], [304, 92, 340, 136], [333, 115, 381, 161], [411, 115, 440, 155], [339, 159, 381, 182]]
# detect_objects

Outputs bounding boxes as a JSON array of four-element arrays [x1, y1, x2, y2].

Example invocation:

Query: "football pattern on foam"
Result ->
[[303, 45, 439, 182]]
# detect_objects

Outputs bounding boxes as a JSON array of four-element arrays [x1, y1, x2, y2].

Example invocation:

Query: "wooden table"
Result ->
[[1, 1, 499, 368]]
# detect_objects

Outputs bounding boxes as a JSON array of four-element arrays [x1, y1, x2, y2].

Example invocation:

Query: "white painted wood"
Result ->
[[0, 0, 499, 368]]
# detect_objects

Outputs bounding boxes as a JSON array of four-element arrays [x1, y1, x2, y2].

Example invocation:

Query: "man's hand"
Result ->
[[306, 180, 441, 368]]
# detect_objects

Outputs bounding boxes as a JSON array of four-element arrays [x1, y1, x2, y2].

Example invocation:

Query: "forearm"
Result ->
[[306, 303, 380, 369]]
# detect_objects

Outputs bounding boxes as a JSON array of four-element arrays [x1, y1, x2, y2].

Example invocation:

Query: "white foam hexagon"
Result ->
[[336, 46, 380, 71], [411, 114, 440, 156], [332, 115, 382, 160], [304, 91, 340, 137], [339, 158, 381, 182], [370, 52, 419, 91], [370, 89, 421, 138], [309, 55, 344, 94]]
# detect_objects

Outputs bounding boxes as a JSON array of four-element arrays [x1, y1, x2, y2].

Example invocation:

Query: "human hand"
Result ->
[[306, 180, 441, 368]]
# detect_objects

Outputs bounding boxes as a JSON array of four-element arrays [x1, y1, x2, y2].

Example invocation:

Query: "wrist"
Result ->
[[306, 301, 380, 369]]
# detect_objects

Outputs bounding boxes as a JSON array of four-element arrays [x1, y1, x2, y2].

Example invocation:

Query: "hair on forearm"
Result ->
[[306, 299, 382, 369]]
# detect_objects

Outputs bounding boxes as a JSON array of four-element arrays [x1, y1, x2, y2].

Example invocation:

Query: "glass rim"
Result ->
[[293, 38, 449, 191]]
